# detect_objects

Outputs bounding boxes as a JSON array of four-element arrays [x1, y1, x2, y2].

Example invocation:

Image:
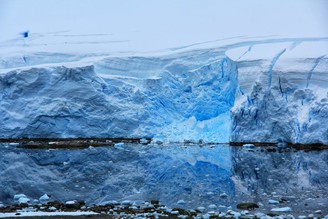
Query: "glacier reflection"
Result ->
[[0, 144, 327, 214]]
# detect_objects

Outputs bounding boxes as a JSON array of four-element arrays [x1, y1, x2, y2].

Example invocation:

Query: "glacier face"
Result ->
[[228, 41, 328, 144], [0, 49, 238, 142], [0, 38, 328, 144]]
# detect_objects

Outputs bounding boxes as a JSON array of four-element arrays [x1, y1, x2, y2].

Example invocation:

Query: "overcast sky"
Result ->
[[0, 0, 327, 46]]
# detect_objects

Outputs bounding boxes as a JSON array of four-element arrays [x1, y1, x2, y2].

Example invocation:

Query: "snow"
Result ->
[[0, 211, 98, 218]]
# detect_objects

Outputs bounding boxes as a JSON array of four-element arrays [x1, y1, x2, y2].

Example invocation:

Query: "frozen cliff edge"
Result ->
[[0, 38, 327, 144], [0, 49, 238, 142], [227, 40, 328, 145]]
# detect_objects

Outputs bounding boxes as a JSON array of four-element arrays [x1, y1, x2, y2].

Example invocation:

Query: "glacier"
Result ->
[[0, 37, 328, 144], [228, 40, 328, 145]]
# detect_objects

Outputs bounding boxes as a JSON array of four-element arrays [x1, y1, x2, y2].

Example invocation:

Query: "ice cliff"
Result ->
[[0, 38, 327, 144], [228, 40, 328, 145]]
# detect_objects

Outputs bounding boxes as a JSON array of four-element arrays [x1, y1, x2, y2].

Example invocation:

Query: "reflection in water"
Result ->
[[0, 144, 327, 214]]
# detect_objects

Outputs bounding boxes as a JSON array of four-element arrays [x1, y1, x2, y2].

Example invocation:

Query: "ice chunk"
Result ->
[[268, 199, 279, 204], [18, 197, 30, 204], [14, 194, 27, 200], [65, 201, 75, 205], [121, 200, 132, 205], [39, 194, 50, 203], [271, 207, 292, 212]]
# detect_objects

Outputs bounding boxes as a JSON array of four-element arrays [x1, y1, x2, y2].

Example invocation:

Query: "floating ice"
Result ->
[[271, 207, 292, 212], [39, 194, 50, 203]]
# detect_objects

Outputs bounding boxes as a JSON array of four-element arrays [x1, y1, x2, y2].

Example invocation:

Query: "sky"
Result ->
[[0, 0, 327, 51]]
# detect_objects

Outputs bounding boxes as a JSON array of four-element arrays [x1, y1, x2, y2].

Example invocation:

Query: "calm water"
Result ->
[[0, 143, 327, 215]]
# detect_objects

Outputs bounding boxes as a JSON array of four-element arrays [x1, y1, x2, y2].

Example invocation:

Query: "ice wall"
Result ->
[[1, 38, 327, 144], [0, 50, 238, 142], [228, 41, 328, 145]]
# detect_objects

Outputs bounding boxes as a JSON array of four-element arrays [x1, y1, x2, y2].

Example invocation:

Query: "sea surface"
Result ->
[[0, 143, 327, 215]]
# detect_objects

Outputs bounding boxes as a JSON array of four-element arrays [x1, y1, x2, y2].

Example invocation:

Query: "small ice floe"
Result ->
[[0, 202, 4, 208], [219, 212, 227, 217], [315, 210, 322, 214], [208, 211, 216, 216], [140, 138, 148, 144], [39, 194, 50, 203], [271, 207, 292, 212], [241, 210, 249, 216], [233, 212, 241, 218], [48, 206, 57, 211], [101, 200, 119, 206], [218, 205, 227, 211], [220, 193, 228, 198], [121, 200, 132, 205], [298, 216, 306, 219], [18, 197, 30, 204], [255, 213, 266, 218], [208, 204, 217, 209], [242, 143, 254, 148], [14, 194, 30, 204], [65, 200, 75, 205], [9, 142, 19, 146], [197, 206, 206, 212], [268, 199, 279, 204], [242, 144, 255, 151], [171, 210, 179, 215], [227, 210, 241, 218], [129, 205, 138, 210], [277, 142, 288, 149], [177, 200, 185, 205], [114, 142, 125, 148], [14, 194, 27, 200]]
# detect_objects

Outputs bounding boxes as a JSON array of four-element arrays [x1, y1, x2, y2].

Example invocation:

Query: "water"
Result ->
[[0, 143, 327, 215]]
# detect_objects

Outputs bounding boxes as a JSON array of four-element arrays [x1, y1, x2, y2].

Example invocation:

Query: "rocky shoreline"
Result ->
[[0, 198, 327, 219], [0, 138, 327, 150]]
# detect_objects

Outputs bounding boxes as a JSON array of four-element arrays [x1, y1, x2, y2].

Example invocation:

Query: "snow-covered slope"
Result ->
[[0, 37, 327, 144]]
